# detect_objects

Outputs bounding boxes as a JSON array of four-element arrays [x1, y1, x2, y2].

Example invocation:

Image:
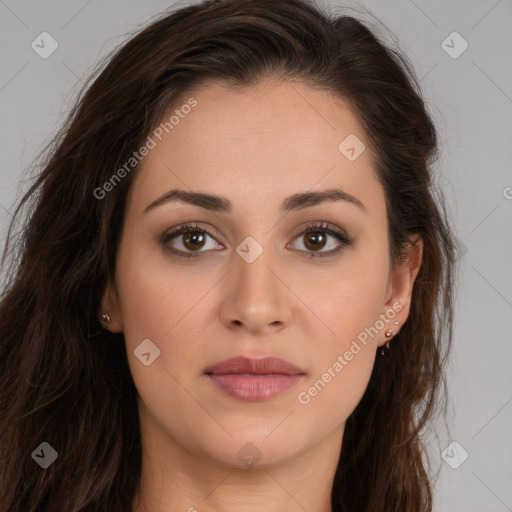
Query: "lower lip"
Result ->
[[206, 373, 303, 402]]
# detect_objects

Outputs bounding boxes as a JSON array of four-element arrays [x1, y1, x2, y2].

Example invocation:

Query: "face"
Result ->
[[102, 79, 422, 469]]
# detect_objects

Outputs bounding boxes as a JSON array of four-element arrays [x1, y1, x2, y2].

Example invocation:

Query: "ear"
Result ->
[[378, 236, 423, 346], [99, 279, 123, 333]]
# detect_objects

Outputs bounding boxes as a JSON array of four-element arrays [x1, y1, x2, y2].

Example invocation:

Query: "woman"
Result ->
[[0, 0, 458, 510]]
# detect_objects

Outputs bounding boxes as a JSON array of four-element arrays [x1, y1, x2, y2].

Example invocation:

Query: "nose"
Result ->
[[218, 245, 293, 335]]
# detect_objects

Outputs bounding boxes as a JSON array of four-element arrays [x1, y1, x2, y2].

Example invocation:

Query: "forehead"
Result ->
[[128, 79, 383, 217]]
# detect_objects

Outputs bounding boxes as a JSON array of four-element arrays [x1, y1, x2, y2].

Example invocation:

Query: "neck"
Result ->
[[131, 411, 342, 512]]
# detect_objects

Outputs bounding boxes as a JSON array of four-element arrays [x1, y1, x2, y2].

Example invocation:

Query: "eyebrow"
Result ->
[[144, 187, 366, 214]]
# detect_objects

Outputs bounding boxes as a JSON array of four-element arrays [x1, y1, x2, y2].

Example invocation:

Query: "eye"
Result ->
[[160, 221, 353, 259], [161, 222, 224, 258], [288, 221, 353, 258]]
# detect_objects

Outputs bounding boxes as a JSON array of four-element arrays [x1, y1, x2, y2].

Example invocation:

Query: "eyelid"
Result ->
[[290, 220, 347, 240]]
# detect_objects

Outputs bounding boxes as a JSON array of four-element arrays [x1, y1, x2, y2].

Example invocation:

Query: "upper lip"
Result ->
[[204, 356, 305, 376]]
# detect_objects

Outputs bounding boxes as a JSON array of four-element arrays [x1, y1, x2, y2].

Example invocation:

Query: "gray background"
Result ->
[[1, 1, 511, 510]]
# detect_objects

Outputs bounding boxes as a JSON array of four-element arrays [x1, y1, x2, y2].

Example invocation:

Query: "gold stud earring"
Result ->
[[380, 321, 400, 356], [100, 313, 111, 325]]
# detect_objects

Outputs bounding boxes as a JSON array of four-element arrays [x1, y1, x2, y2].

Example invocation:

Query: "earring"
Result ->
[[100, 313, 111, 325], [380, 321, 400, 356]]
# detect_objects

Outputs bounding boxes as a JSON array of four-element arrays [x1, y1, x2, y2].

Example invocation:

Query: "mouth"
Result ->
[[204, 356, 306, 402]]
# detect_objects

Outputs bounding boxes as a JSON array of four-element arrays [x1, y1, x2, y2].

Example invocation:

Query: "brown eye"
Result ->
[[302, 231, 328, 251], [161, 222, 224, 258], [181, 231, 207, 251], [289, 222, 353, 258], [161, 221, 352, 260]]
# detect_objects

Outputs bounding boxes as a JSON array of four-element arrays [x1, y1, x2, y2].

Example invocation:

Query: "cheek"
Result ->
[[114, 232, 208, 342], [303, 251, 389, 342], [292, 249, 387, 414], [297, 347, 375, 430], [295, 273, 382, 420], [114, 247, 210, 410], [114, 239, 221, 400]]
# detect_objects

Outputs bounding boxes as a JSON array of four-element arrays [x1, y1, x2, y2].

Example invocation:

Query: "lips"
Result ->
[[204, 356, 305, 402], [205, 356, 304, 376]]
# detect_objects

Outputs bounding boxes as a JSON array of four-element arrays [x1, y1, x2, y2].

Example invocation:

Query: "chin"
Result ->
[[193, 429, 306, 470]]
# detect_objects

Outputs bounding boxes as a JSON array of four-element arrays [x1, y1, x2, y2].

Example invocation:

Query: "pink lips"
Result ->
[[204, 356, 305, 402]]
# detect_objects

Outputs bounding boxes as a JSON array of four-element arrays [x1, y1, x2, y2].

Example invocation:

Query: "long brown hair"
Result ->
[[0, 1, 458, 510]]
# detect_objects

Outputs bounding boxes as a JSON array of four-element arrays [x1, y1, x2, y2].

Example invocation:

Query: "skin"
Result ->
[[101, 79, 423, 512]]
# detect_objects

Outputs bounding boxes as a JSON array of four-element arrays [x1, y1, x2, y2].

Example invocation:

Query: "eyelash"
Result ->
[[160, 221, 353, 260]]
